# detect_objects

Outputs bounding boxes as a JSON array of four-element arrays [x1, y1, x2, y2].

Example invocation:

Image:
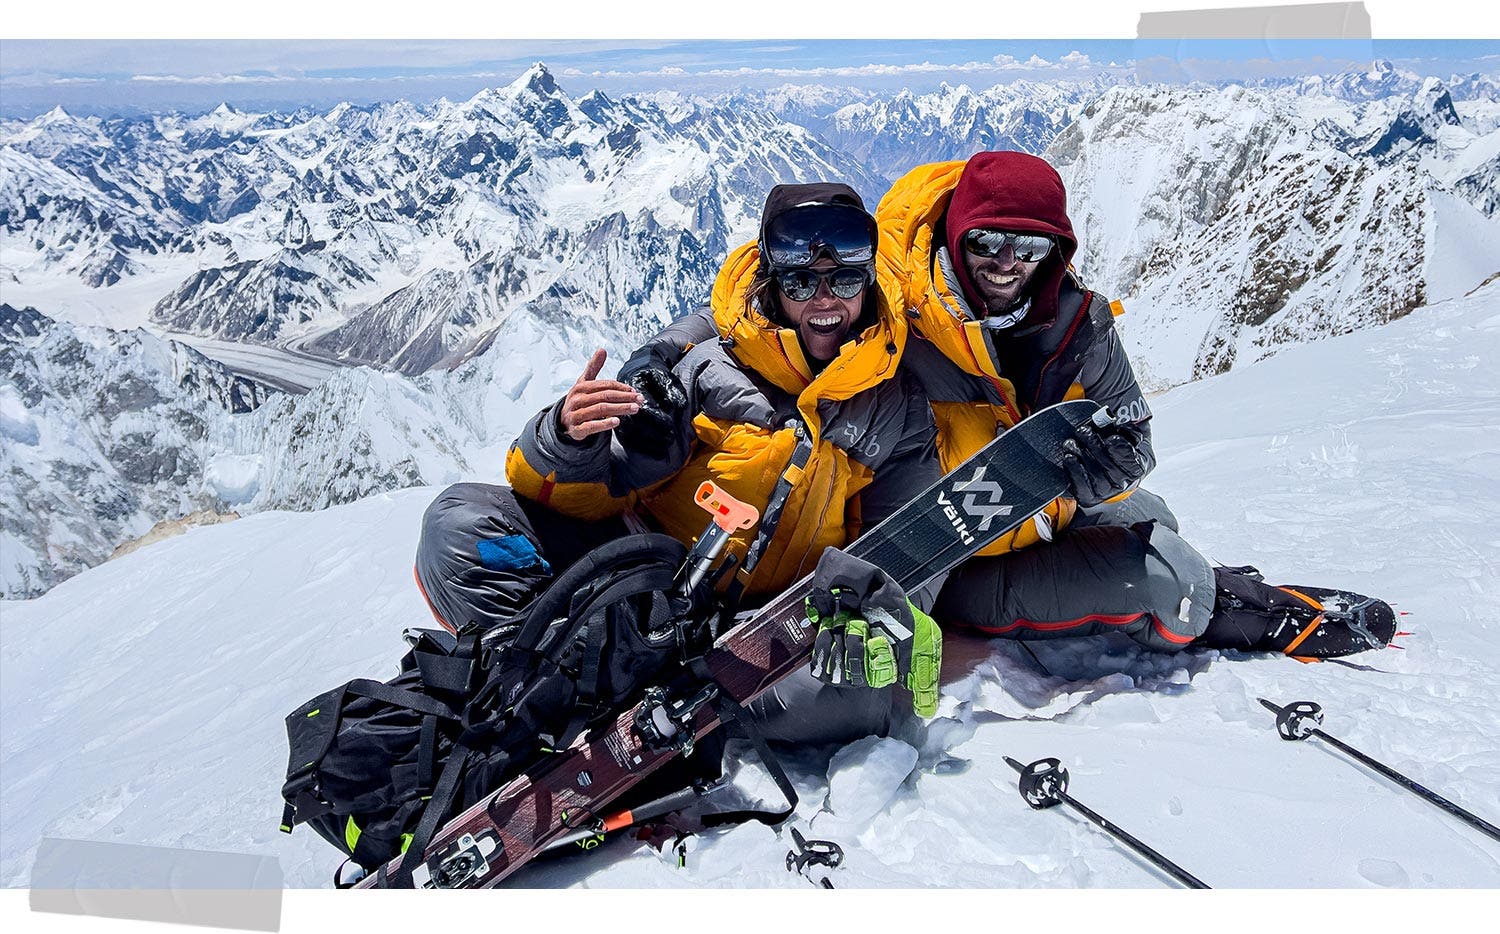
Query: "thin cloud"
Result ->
[[121, 70, 516, 86], [564, 52, 1109, 81], [0, 40, 684, 79]]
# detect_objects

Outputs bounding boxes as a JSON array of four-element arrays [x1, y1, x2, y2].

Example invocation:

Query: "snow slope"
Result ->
[[3, 281, 1499, 889]]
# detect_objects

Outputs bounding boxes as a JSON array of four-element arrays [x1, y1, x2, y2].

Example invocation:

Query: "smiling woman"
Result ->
[[748, 185, 879, 365], [774, 261, 869, 361], [416, 181, 945, 750]]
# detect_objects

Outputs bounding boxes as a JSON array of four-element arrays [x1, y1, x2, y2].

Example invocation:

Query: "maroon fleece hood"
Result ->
[[944, 151, 1078, 331]]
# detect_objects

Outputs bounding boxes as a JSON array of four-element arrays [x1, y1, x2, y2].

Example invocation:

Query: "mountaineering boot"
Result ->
[[1196, 566, 1396, 660]]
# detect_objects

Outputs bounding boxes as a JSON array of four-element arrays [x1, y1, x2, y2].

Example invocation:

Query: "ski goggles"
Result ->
[[761, 204, 877, 268], [961, 229, 1055, 263], [774, 265, 872, 302]]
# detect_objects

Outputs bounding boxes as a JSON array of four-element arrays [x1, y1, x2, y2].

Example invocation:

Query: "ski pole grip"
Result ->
[[695, 482, 759, 533]]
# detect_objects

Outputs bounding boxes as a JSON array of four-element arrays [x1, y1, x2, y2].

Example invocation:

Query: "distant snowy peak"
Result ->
[[1445, 71, 1500, 103], [3, 62, 882, 373], [750, 83, 876, 122], [1047, 84, 1500, 389], [1296, 59, 1425, 101], [818, 79, 1107, 180]]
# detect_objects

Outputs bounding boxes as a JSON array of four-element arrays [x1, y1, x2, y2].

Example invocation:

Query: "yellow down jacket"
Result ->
[[876, 160, 1152, 557], [506, 241, 939, 599]]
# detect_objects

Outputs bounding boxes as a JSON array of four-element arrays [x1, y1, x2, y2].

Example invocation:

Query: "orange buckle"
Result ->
[[1278, 587, 1326, 658], [695, 481, 759, 533]]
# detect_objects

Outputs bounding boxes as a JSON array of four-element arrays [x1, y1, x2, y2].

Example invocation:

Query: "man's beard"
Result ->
[[980, 296, 1032, 331]]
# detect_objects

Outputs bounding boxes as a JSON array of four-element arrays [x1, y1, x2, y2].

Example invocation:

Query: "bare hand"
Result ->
[[560, 348, 644, 442]]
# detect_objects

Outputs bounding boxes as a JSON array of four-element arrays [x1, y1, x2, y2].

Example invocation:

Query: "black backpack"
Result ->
[[279, 533, 715, 884]]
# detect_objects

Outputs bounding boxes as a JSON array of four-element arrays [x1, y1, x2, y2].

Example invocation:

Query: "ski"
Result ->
[[357, 399, 1104, 888], [1258, 698, 1500, 843], [1003, 756, 1210, 889]]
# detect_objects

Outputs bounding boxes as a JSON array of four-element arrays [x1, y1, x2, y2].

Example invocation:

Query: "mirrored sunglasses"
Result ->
[[962, 229, 1054, 263], [774, 266, 871, 302]]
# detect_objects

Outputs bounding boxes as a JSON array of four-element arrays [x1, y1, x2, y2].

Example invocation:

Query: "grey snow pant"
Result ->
[[934, 489, 1215, 652], [414, 482, 899, 746]]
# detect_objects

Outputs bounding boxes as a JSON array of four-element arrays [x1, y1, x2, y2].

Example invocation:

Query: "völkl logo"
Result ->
[[953, 468, 1012, 532]]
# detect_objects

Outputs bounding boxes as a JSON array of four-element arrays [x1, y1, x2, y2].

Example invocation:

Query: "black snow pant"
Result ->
[[414, 482, 900, 746], [934, 489, 1215, 652]]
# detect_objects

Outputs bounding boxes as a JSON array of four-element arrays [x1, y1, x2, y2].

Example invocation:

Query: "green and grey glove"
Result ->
[[805, 548, 942, 717]]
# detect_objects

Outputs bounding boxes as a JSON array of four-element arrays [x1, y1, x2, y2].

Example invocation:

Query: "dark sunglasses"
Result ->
[[962, 229, 1054, 262], [761, 204, 877, 268], [774, 265, 871, 302]]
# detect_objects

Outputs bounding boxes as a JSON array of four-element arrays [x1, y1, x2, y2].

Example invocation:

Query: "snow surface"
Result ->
[[3, 282, 1500, 889]]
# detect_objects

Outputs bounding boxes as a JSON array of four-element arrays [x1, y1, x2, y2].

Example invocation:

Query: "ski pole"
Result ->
[[1258, 699, 1500, 843], [785, 827, 842, 889], [1004, 756, 1210, 889]]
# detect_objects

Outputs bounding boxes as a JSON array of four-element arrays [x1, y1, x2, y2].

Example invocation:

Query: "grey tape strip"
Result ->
[[30, 838, 281, 932], [1137, 2, 1372, 39]]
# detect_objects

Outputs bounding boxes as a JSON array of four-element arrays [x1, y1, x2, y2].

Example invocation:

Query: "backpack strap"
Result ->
[[684, 657, 798, 828], [728, 420, 814, 606], [538, 558, 685, 751], [500, 534, 685, 659], [280, 679, 464, 835], [380, 740, 501, 889]]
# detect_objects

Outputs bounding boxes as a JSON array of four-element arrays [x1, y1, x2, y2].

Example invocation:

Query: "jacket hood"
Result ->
[[943, 151, 1077, 332], [876, 160, 996, 381], [711, 240, 905, 439]]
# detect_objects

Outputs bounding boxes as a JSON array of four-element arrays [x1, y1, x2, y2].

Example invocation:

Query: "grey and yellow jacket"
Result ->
[[876, 159, 1155, 556], [506, 241, 940, 600]]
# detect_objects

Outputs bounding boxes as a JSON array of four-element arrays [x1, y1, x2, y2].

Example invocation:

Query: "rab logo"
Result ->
[[953, 467, 1012, 533], [837, 423, 881, 458]]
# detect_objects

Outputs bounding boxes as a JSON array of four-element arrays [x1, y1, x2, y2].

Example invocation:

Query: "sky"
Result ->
[[2, 36, 1498, 119]]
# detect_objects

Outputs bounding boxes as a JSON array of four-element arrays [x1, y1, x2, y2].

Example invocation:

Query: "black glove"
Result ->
[[806, 548, 941, 717], [1061, 420, 1146, 507], [613, 364, 687, 458]]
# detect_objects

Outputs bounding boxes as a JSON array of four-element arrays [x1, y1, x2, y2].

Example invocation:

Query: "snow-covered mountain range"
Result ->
[[3, 60, 1499, 598], [2, 64, 883, 375], [5, 278, 1497, 889], [738, 78, 1112, 182], [1052, 79, 1500, 387], [0, 301, 616, 597]]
